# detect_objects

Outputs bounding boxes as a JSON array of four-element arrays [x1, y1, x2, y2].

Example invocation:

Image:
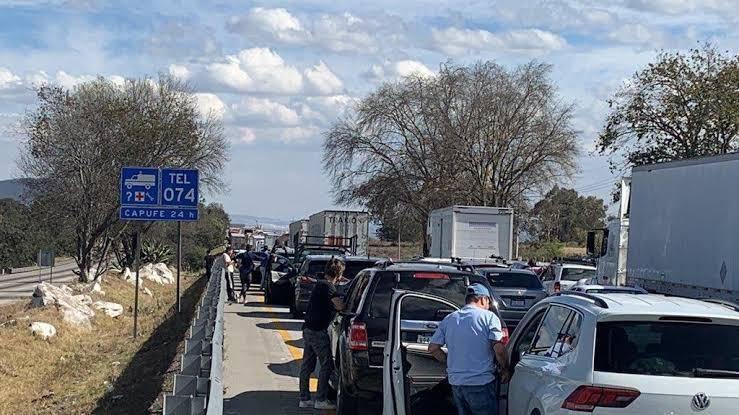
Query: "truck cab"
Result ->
[[587, 178, 631, 286]]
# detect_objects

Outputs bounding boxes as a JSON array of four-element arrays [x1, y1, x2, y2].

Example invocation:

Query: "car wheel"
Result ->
[[336, 371, 358, 415]]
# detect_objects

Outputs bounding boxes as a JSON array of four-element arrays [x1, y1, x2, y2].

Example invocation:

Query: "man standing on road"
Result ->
[[298, 258, 346, 410], [428, 284, 510, 415], [221, 247, 237, 302], [235, 245, 255, 303]]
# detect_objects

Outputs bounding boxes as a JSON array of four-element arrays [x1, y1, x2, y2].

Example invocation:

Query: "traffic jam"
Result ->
[[232, 154, 739, 415]]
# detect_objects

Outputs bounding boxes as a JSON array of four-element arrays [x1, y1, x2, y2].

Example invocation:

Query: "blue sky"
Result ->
[[1, 0, 737, 220]]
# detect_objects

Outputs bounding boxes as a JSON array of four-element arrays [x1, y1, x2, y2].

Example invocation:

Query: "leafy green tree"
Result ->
[[530, 186, 606, 244], [0, 199, 36, 268], [598, 43, 739, 169]]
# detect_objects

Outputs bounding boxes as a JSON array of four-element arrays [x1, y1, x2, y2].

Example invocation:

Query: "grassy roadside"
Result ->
[[0, 271, 206, 414]]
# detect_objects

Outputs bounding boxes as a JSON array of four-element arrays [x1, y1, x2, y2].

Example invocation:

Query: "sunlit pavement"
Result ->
[[223, 286, 334, 415]]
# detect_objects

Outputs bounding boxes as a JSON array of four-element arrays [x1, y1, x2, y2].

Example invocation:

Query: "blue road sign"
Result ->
[[120, 167, 160, 206], [120, 166, 199, 222], [160, 168, 199, 208]]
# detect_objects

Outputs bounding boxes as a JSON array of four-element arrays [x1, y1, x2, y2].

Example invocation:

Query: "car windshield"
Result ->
[[370, 271, 490, 319], [595, 321, 739, 378], [343, 261, 376, 279], [301, 260, 329, 277], [487, 272, 543, 289], [561, 267, 596, 281]]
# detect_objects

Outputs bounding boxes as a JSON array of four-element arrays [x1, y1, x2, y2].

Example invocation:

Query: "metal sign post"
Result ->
[[120, 166, 199, 337], [176, 221, 182, 314], [133, 228, 141, 339]]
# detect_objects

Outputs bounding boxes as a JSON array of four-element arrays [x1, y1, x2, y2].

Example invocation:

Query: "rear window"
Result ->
[[561, 267, 596, 281], [369, 271, 486, 319], [344, 261, 377, 279], [301, 260, 329, 277], [487, 272, 543, 289], [595, 321, 739, 378]]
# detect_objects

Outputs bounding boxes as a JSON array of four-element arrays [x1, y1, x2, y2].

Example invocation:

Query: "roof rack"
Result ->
[[699, 298, 739, 313], [375, 259, 395, 269], [556, 291, 609, 308]]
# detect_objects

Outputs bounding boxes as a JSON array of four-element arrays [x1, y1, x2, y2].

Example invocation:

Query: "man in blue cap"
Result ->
[[428, 283, 510, 415]]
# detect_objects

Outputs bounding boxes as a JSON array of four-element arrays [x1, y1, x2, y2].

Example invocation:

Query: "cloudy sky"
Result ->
[[1, 0, 737, 220]]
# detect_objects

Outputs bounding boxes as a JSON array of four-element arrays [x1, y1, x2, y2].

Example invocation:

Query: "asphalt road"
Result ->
[[0, 259, 78, 305], [223, 284, 333, 415]]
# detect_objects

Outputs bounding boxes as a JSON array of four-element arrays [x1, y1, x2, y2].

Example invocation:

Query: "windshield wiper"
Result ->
[[693, 368, 739, 378]]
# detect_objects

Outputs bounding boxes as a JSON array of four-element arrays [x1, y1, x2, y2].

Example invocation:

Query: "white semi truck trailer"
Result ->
[[307, 210, 370, 256], [427, 206, 514, 261], [589, 154, 739, 302]]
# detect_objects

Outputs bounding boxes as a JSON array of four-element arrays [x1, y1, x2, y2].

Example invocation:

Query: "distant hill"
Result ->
[[0, 179, 27, 201], [229, 213, 291, 232]]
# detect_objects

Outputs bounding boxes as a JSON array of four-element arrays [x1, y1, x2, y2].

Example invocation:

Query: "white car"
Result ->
[[383, 290, 739, 415], [542, 263, 596, 294]]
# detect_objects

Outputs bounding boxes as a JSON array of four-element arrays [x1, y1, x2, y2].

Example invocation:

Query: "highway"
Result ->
[[0, 259, 78, 305], [223, 287, 330, 415]]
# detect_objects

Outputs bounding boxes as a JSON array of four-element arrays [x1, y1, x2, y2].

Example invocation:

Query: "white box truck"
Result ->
[[307, 210, 370, 256], [590, 153, 739, 302], [427, 206, 514, 260], [288, 219, 309, 248]]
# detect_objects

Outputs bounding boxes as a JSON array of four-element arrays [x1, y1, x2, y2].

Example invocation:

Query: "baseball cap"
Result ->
[[467, 283, 491, 298]]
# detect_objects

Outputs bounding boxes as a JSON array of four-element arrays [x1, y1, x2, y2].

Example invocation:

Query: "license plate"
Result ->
[[417, 335, 432, 344], [511, 300, 526, 307]]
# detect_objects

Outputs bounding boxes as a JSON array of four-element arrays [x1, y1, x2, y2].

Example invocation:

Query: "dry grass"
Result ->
[[0, 272, 206, 415], [368, 240, 424, 260]]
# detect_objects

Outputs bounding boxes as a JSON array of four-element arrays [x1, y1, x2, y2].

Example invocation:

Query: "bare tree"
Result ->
[[19, 75, 228, 281], [323, 61, 578, 254]]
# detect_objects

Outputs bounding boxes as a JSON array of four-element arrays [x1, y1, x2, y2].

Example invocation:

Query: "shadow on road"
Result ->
[[286, 338, 304, 349], [91, 276, 208, 415], [268, 359, 302, 378], [225, 390, 332, 415], [257, 321, 304, 332]]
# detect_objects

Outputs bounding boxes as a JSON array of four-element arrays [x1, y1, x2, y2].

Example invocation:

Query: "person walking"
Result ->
[[221, 247, 237, 302], [298, 258, 345, 410], [235, 245, 255, 303], [428, 284, 510, 415]]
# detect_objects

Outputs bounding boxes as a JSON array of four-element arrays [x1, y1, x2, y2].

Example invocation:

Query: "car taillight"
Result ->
[[299, 276, 317, 284], [413, 273, 450, 280], [562, 385, 640, 412], [554, 281, 561, 293], [500, 327, 510, 346], [348, 321, 368, 351]]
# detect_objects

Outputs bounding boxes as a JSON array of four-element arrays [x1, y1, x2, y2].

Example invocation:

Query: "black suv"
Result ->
[[328, 261, 509, 414]]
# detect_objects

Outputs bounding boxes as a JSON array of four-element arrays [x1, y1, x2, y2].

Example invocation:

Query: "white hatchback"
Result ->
[[382, 291, 739, 415], [500, 292, 739, 414]]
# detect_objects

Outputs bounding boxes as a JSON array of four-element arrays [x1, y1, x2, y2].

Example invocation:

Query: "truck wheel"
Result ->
[[337, 372, 358, 415]]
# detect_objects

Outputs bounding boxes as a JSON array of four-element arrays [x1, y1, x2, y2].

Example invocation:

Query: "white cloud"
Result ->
[[193, 93, 226, 119], [364, 60, 435, 82], [235, 97, 300, 125], [608, 23, 666, 46], [228, 7, 309, 44], [279, 126, 321, 143], [169, 64, 191, 80], [0, 68, 21, 90], [54, 71, 95, 90], [206, 48, 303, 94], [238, 127, 257, 144], [304, 61, 343, 95], [312, 13, 377, 53], [431, 27, 568, 56]]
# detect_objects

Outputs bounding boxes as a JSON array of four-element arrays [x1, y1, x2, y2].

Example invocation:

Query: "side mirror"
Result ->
[[586, 231, 596, 256]]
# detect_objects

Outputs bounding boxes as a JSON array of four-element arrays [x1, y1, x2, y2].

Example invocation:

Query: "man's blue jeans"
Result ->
[[451, 382, 498, 415]]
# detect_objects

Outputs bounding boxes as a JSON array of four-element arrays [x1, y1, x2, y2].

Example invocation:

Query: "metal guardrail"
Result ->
[[163, 265, 225, 415]]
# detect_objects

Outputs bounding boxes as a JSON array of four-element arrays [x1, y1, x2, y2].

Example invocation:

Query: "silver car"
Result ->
[[485, 269, 547, 329]]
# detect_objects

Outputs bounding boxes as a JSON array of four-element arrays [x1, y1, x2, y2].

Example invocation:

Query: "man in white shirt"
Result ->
[[221, 247, 236, 302]]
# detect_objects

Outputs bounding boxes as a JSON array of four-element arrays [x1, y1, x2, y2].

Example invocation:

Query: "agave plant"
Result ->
[[141, 240, 174, 264]]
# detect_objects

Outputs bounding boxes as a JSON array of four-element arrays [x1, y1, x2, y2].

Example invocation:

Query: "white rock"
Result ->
[[143, 287, 153, 297], [140, 263, 165, 285], [91, 282, 105, 296], [29, 322, 56, 340], [84, 267, 98, 283], [153, 263, 175, 284], [93, 301, 123, 318], [31, 283, 95, 328]]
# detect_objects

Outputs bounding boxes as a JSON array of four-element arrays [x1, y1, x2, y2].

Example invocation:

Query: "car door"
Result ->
[[383, 290, 460, 415], [507, 305, 582, 415], [331, 272, 370, 361]]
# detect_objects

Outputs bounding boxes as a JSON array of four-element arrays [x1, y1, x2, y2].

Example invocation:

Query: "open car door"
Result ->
[[383, 290, 461, 415]]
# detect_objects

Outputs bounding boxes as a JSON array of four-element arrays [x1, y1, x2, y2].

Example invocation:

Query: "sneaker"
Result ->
[[314, 400, 337, 410], [298, 400, 314, 408]]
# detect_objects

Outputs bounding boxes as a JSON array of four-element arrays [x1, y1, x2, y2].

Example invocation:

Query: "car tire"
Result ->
[[336, 371, 358, 415], [290, 302, 303, 319]]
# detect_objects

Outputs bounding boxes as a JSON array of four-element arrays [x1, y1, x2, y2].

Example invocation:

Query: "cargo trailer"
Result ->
[[427, 206, 514, 260]]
